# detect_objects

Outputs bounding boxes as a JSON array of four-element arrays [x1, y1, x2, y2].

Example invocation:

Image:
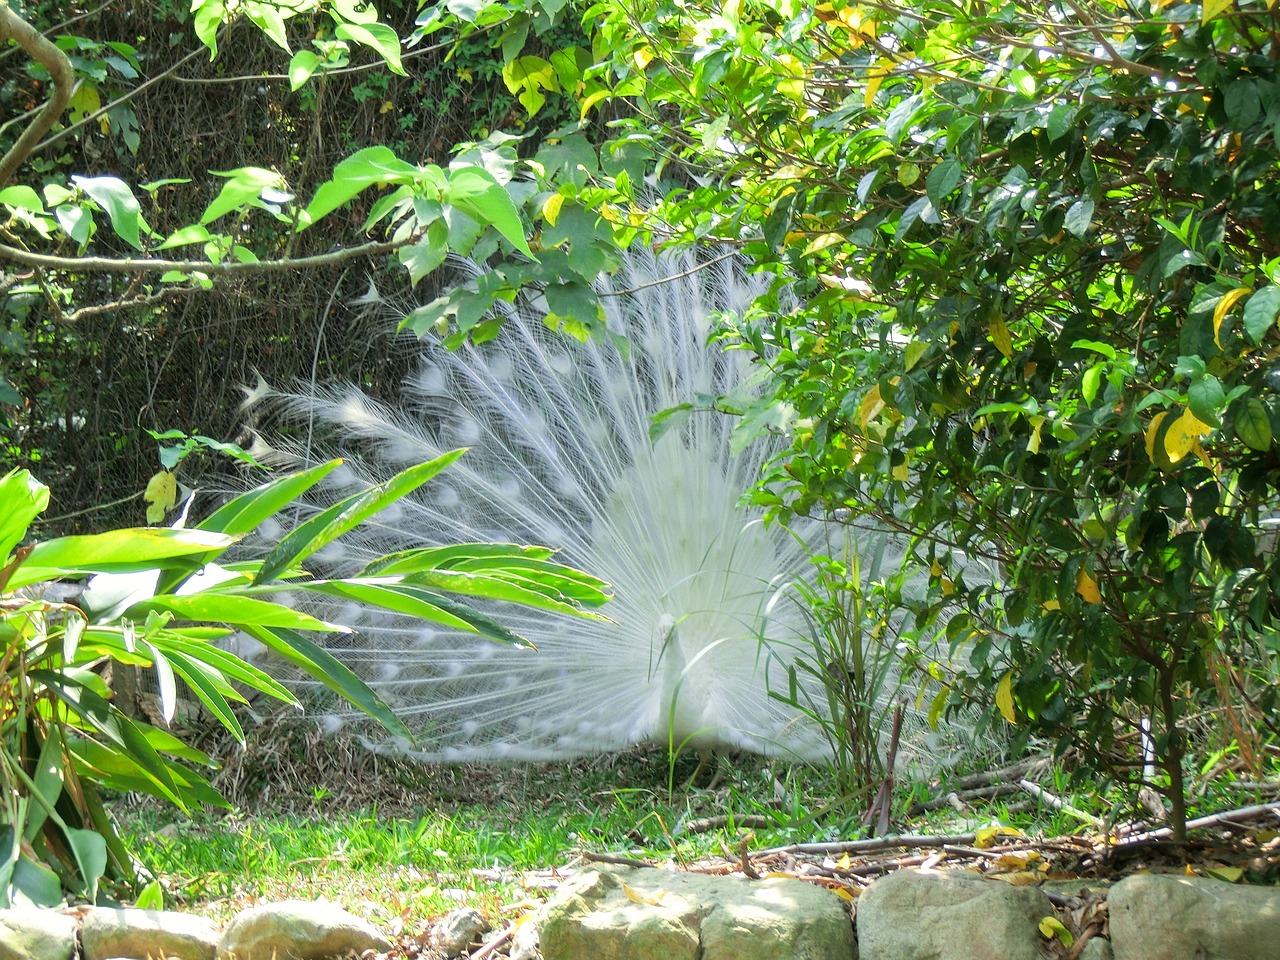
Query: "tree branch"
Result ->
[[0, 238, 411, 274], [0, 6, 75, 188]]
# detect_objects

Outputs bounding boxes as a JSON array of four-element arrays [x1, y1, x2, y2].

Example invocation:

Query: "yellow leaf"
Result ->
[[1027, 415, 1044, 454], [836, 852, 852, 870], [144, 471, 177, 525], [633, 45, 654, 70], [995, 672, 1017, 724], [1207, 865, 1244, 883], [379, 100, 395, 114], [802, 232, 846, 257], [891, 460, 909, 482], [1213, 286, 1252, 347], [1038, 916, 1075, 946], [990, 315, 1013, 359], [940, 578, 955, 596], [622, 883, 666, 906], [974, 825, 1024, 848], [541, 192, 564, 227], [1163, 408, 1213, 464], [1202, 0, 1234, 23], [1076, 568, 1102, 604], [1144, 410, 1170, 464], [831, 886, 856, 901], [1042, 599, 1061, 611], [992, 852, 1039, 870], [858, 385, 885, 426], [864, 60, 892, 107]]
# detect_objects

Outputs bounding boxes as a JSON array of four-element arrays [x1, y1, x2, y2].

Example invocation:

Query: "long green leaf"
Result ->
[[254, 451, 466, 584], [13, 528, 239, 590], [242, 626, 413, 742], [197, 460, 343, 536], [0, 469, 49, 562], [165, 651, 246, 741], [156, 634, 297, 704], [125, 594, 346, 633], [296, 581, 535, 646]]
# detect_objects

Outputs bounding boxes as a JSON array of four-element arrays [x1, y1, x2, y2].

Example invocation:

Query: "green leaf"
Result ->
[[0, 186, 45, 213], [0, 469, 49, 563], [304, 147, 426, 225], [288, 49, 322, 90], [1062, 198, 1094, 238], [245, 0, 291, 52], [63, 828, 107, 900], [1187, 375, 1226, 427], [192, 0, 225, 57], [254, 451, 466, 584], [72, 176, 144, 250], [12, 529, 239, 590], [198, 460, 342, 536], [1234, 397, 1272, 451], [925, 158, 961, 206], [243, 626, 413, 741], [125, 595, 346, 633], [334, 21, 406, 76], [200, 167, 287, 225], [445, 167, 533, 256], [1243, 287, 1280, 344], [298, 579, 535, 643]]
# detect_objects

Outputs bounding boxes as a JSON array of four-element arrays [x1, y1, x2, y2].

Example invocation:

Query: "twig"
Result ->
[[680, 815, 773, 835], [0, 238, 408, 274], [470, 924, 513, 960], [580, 851, 657, 869], [1018, 779, 1106, 829], [0, 6, 75, 187], [754, 833, 979, 857], [907, 783, 1022, 814]]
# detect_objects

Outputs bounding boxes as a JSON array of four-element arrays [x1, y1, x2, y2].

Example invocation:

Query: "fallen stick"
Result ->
[[753, 833, 979, 857], [949, 757, 1051, 790], [1114, 800, 1280, 844], [680, 814, 774, 835], [1018, 779, 1105, 829], [908, 782, 1023, 814]]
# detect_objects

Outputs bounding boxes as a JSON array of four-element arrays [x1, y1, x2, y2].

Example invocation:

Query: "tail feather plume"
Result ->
[[246, 249, 894, 762]]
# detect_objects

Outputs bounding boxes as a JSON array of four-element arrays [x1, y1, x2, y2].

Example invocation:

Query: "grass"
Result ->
[[109, 714, 1280, 940]]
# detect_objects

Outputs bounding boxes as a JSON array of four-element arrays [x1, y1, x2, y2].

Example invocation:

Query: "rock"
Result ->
[[0, 909, 77, 960], [217, 900, 391, 960], [1078, 938, 1113, 960], [532, 864, 854, 960], [81, 907, 219, 960], [429, 906, 490, 958], [856, 869, 1054, 960], [1108, 873, 1280, 960]]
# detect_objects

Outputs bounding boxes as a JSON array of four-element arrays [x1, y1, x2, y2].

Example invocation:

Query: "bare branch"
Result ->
[[0, 6, 76, 187], [0, 238, 411, 274]]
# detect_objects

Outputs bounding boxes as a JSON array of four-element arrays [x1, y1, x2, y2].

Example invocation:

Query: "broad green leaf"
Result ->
[[72, 176, 144, 250], [254, 451, 466, 583], [243, 626, 413, 742], [0, 186, 45, 213], [24, 727, 65, 843], [200, 167, 288, 225], [445, 167, 534, 256], [334, 21, 406, 76], [245, 0, 291, 51], [304, 147, 425, 225], [12, 529, 239, 590], [1038, 916, 1073, 946], [192, 0, 225, 57], [288, 49, 322, 90], [1187, 375, 1225, 427], [125, 595, 346, 633], [157, 224, 212, 249], [1062, 198, 1094, 238], [925, 158, 961, 206], [198, 459, 342, 536], [10, 855, 62, 908], [0, 469, 49, 562], [1243, 287, 1280, 344], [1235, 397, 1272, 451], [63, 828, 107, 900]]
